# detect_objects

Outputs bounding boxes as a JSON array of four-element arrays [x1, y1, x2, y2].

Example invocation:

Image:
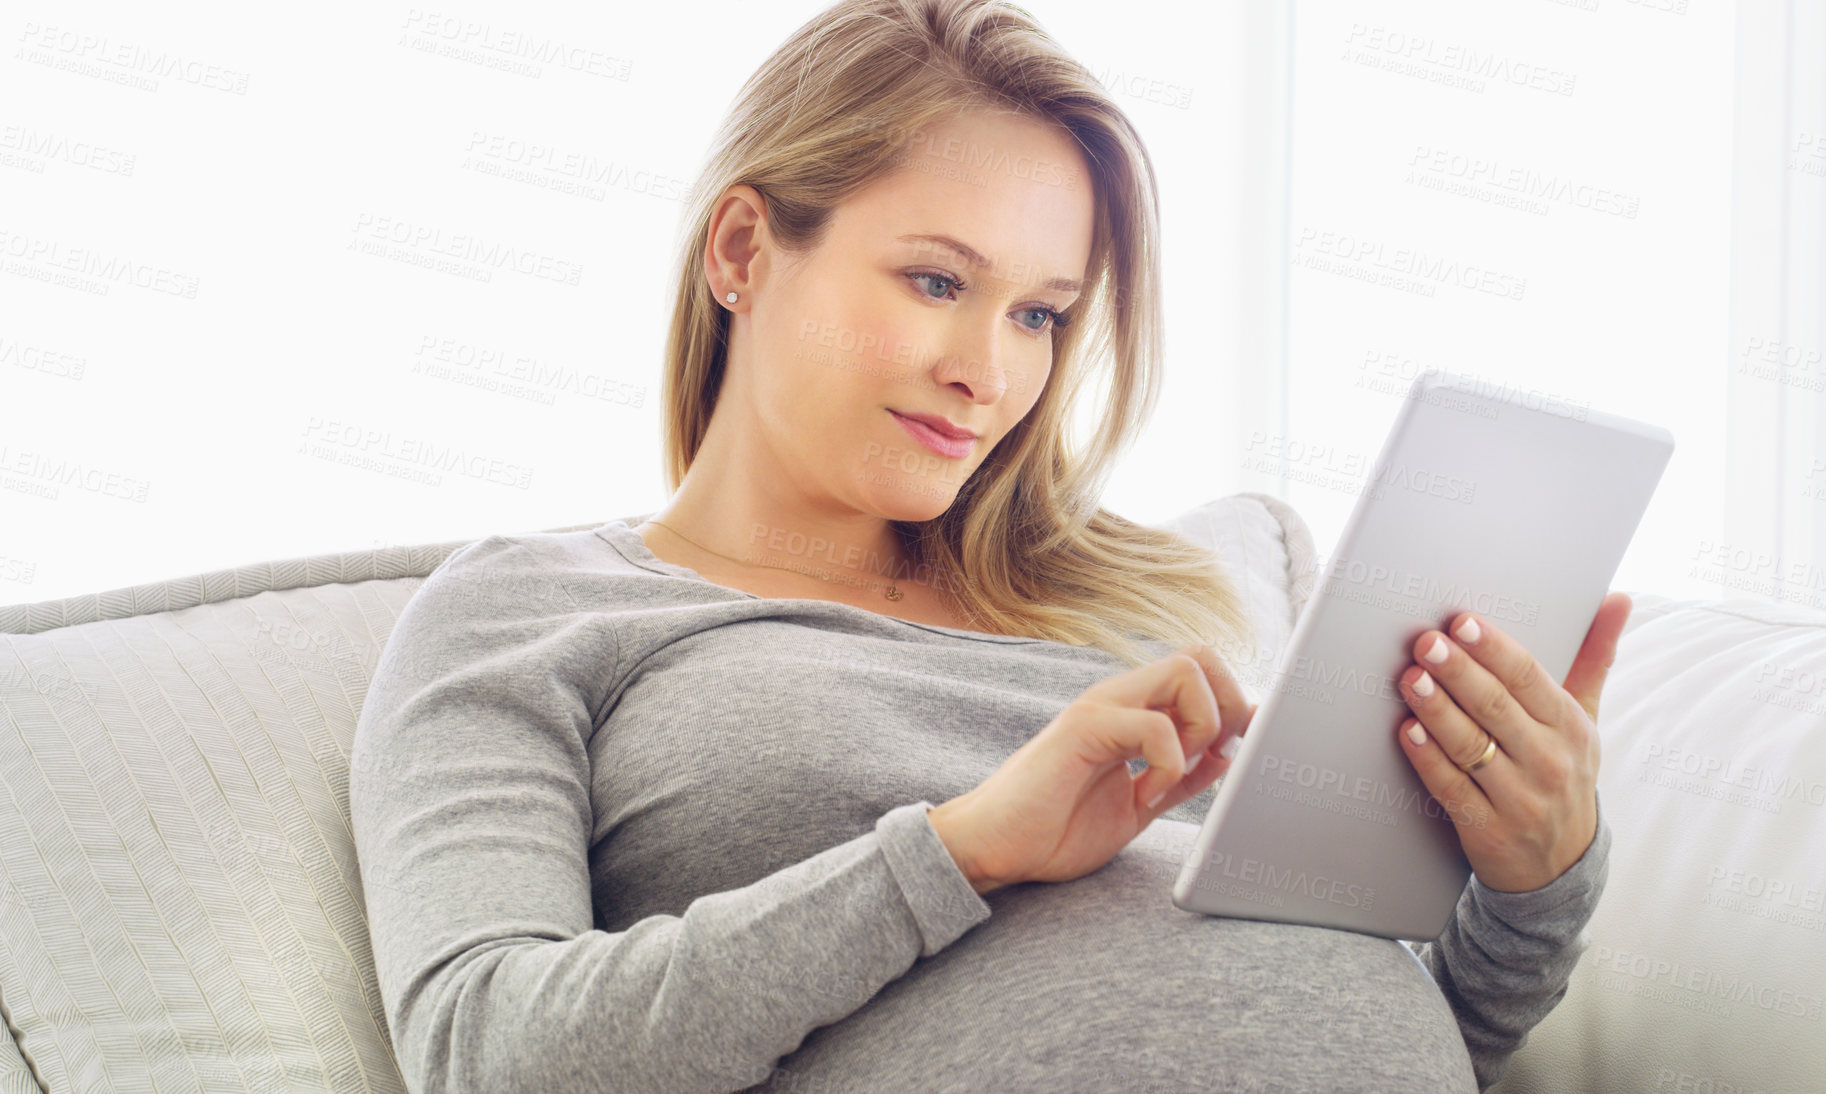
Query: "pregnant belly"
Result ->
[[755, 819, 1478, 1094]]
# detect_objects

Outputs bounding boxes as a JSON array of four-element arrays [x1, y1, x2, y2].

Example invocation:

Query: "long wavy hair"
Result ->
[[658, 0, 1258, 669]]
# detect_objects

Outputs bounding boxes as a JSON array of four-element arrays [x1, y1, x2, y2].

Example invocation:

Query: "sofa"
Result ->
[[0, 491, 1819, 1093]]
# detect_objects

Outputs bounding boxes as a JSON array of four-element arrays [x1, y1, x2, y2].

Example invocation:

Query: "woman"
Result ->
[[350, 1, 1622, 1091]]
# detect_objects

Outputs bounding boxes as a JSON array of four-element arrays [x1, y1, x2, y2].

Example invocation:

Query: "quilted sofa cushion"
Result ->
[[0, 494, 1308, 1092], [1162, 490, 1319, 697], [1490, 595, 1826, 1094], [0, 520, 600, 1094]]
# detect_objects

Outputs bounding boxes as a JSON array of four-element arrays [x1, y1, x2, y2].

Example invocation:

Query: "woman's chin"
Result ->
[[869, 487, 957, 524]]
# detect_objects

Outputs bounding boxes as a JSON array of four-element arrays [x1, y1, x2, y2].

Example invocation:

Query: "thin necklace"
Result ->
[[643, 518, 904, 601]]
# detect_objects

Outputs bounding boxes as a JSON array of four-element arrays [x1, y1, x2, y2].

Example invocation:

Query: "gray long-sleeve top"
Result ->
[[349, 515, 1611, 1094]]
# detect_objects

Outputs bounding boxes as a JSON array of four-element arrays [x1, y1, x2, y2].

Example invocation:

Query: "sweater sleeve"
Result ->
[[349, 536, 994, 1094], [1406, 792, 1613, 1091]]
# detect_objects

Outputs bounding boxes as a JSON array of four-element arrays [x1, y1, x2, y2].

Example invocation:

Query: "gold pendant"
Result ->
[[885, 584, 903, 601]]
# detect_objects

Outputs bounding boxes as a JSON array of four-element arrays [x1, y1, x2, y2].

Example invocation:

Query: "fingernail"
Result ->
[[1220, 736, 1242, 760], [1423, 634, 1449, 664], [1147, 788, 1167, 808], [1406, 722, 1428, 747], [1454, 616, 1481, 644], [1412, 671, 1435, 698], [1184, 751, 1205, 778]]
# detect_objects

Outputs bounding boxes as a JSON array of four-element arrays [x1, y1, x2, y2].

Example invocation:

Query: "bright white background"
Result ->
[[0, 0, 1266, 605], [1278, 0, 1735, 601], [2, 0, 1812, 615]]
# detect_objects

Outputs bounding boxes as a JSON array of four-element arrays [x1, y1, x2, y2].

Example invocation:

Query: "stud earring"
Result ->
[[726, 291, 738, 304]]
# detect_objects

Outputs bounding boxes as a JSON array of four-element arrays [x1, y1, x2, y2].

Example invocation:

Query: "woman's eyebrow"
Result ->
[[896, 232, 1082, 293]]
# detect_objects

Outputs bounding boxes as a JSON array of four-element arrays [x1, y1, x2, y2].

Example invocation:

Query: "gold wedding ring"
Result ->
[[1459, 735, 1499, 774]]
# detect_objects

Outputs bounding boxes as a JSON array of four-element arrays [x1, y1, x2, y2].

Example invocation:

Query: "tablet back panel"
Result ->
[[1172, 368, 1674, 940]]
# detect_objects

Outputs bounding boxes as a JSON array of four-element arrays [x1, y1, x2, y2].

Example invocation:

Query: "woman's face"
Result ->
[[714, 107, 1095, 525]]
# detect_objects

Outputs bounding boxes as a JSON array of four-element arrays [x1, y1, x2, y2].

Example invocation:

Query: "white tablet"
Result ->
[[1172, 368, 1674, 940]]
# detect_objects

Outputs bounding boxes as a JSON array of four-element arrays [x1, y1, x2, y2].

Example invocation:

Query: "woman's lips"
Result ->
[[889, 410, 974, 459]]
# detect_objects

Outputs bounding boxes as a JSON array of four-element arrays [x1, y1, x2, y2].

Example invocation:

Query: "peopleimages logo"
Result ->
[[1592, 945, 1825, 1021], [1342, 24, 1578, 97], [1405, 145, 1640, 219], [1294, 227, 1526, 302], [1194, 852, 1377, 910], [1257, 753, 1483, 827], [883, 126, 1077, 189], [1313, 555, 1540, 627], [1640, 743, 1826, 810]]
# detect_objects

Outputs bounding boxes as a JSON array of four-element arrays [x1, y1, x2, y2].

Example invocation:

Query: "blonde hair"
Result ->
[[658, 0, 1257, 670]]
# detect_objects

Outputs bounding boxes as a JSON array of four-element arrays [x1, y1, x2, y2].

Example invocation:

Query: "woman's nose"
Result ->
[[932, 342, 1010, 405]]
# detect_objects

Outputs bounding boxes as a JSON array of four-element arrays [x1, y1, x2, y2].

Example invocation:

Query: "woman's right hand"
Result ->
[[928, 643, 1259, 893]]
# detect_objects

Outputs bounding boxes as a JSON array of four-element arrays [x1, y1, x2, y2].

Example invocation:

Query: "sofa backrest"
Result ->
[[0, 496, 1308, 1092], [13, 500, 1815, 1093], [0, 521, 595, 1092], [1490, 593, 1826, 1094]]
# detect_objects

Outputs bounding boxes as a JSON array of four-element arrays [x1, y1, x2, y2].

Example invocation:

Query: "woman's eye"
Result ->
[[907, 271, 959, 299], [906, 270, 1060, 335], [1016, 307, 1056, 332]]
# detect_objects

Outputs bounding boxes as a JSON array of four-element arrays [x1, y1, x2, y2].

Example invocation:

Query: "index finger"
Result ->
[[1171, 643, 1254, 765], [1086, 646, 1223, 768]]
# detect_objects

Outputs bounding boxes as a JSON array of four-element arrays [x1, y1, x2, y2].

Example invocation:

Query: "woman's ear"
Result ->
[[705, 184, 770, 305]]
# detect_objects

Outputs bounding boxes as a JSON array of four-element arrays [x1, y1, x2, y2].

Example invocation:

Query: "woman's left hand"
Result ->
[[1395, 591, 1632, 893]]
